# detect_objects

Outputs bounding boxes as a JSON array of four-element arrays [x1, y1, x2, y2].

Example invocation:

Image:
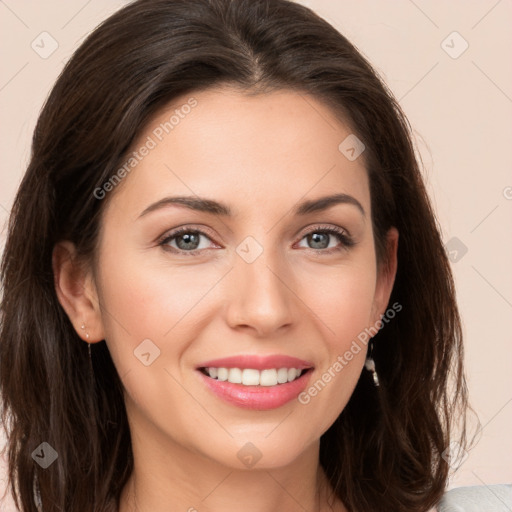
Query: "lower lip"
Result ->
[[197, 370, 313, 410]]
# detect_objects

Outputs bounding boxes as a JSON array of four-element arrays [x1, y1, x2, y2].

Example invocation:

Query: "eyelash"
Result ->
[[158, 225, 355, 256]]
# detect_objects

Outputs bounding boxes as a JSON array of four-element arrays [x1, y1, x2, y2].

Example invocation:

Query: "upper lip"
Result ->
[[196, 354, 314, 371]]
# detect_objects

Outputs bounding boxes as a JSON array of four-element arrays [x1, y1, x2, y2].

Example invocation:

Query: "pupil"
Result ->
[[177, 232, 199, 250], [309, 232, 328, 249]]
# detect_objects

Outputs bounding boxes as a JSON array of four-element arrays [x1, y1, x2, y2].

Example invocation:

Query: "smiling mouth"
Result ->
[[198, 366, 313, 387]]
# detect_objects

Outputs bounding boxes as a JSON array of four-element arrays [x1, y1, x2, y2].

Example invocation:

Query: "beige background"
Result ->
[[1, 1, 511, 509]]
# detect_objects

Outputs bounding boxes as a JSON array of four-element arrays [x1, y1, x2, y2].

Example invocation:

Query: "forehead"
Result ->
[[103, 86, 370, 220]]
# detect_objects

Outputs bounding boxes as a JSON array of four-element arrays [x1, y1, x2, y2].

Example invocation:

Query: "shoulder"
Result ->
[[436, 484, 512, 511]]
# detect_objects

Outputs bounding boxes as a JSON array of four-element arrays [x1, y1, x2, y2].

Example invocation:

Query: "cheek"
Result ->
[[95, 247, 227, 370], [95, 251, 214, 429], [295, 258, 377, 349]]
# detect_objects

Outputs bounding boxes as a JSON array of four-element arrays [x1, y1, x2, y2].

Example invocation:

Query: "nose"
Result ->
[[225, 249, 296, 338]]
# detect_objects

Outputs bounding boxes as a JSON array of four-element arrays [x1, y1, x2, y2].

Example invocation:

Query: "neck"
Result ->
[[118, 427, 344, 512], [120, 466, 343, 512]]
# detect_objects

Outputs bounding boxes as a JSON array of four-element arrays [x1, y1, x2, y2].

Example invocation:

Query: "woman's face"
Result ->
[[89, 86, 397, 469]]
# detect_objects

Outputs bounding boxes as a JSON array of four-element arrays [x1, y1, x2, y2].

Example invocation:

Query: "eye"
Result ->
[[158, 227, 218, 255], [296, 225, 355, 253], [157, 224, 355, 256]]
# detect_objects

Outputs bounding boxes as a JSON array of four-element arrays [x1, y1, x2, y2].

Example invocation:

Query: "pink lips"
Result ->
[[196, 354, 314, 371], [195, 354, 314, 410]]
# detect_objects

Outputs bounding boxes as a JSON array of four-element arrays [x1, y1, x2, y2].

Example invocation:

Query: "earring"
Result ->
[[80, 323, 90, 339], [365, 341, 380, 387], [81, 323, 93, 371]]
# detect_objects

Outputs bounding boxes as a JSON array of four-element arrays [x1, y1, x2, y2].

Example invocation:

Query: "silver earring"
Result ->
[[365, 341, 380, 387]]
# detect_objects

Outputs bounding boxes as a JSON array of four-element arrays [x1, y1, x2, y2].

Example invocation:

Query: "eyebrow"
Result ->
[[137, 193, 365, 219]]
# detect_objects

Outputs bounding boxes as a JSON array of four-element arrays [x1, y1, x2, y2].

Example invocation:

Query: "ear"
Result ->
[[370, 227, 399, 326], [52, 241, 105, 343]]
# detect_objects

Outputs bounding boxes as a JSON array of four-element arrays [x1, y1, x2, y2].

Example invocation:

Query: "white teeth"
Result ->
[[217, 367, 228, 381], [204, 367, 306, 386], [277, 367, 289, 383], [260, 369, 277, 386], [242, 369, 260, 386], [228, 368, 242, 384]]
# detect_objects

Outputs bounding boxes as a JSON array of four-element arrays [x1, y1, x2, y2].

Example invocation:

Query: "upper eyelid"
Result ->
[[297, 224, 350, 237], [159, 226, 218, 248]]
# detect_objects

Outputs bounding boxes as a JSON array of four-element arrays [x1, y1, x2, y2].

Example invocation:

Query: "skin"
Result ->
[[53, 86, 398, 512]]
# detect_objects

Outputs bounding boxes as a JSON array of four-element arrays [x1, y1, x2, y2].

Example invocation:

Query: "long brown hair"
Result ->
[[1, 0, 474, 510]]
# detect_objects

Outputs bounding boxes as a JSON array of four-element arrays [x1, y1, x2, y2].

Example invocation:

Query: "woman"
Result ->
[[0, 0, 473, 510]]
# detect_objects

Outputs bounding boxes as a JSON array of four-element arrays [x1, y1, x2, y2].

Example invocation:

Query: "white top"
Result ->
[[437, 484, 512, 511]]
